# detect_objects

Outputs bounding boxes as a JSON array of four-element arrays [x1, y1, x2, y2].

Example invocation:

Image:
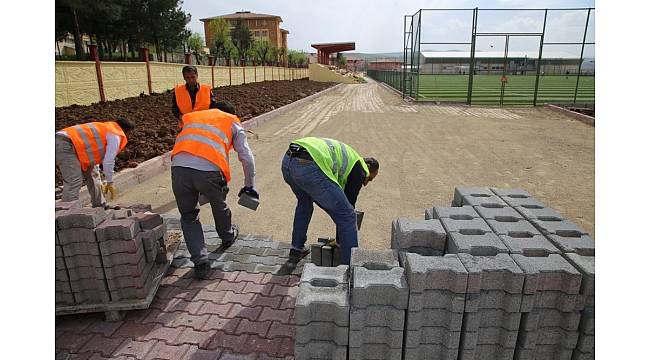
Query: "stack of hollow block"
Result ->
[[55, 204, 167, 306], [311, 237, 342, 267], [349, 249, 408, 360], [295, 264, 350, 359]]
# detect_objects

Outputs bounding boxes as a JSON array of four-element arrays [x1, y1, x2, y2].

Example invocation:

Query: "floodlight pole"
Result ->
[[573, 8, 592, 105], [467, 7, 478, 105], [533, 9, 548, 106]]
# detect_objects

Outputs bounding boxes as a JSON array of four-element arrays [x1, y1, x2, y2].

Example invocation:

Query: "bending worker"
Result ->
[[171, 101, 258, 279], [281, 137, 379, 265], [55, 118, 135, 207], [171, 65, 217, 124]]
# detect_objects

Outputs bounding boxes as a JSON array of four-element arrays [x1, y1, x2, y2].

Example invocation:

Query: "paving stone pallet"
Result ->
[[55, 202, 181, 321], [296, 186, 595, 360]]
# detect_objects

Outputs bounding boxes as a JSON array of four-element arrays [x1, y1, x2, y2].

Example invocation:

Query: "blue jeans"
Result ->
[[281, 154, 358, 265]]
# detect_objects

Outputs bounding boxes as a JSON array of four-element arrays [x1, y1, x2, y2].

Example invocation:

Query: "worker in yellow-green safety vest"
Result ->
[[281, 137, 379, 265]]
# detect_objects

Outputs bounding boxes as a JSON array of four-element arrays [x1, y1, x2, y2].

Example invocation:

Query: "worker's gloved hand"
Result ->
[[238, 186, 259, 199], [102, 182, 116, 200]]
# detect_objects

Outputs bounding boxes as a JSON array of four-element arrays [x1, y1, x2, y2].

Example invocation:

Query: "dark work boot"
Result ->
[[288, 246, 310, 264], [193, 261, 211, 280], [221, 224, 239, 249]]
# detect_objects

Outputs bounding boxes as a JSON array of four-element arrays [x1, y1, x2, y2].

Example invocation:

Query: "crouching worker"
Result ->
[[171, 101, 258, 279], [281, 137, 379, 265], [55, 118, 134, 208]]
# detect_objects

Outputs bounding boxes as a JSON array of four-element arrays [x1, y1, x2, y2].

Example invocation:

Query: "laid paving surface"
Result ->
[[56, 218, 308, 360]]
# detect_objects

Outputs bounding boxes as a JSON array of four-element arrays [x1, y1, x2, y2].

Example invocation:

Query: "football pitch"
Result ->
[[416, 74, 595, 105]]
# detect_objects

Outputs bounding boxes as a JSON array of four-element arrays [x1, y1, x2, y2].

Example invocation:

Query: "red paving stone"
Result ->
[[56, 269, 299, 359]]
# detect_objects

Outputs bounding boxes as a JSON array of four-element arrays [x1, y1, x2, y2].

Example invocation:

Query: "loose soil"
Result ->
[[55, 79, 335, 186]]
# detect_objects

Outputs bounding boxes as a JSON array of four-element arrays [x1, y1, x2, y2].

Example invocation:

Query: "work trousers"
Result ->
[[55, 135, 105, 207], [171, 166, 236, 266], [281, 154, 358, 265]]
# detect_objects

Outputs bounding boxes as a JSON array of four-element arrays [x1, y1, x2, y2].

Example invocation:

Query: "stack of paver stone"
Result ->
[[55, 203, 167, 307], [311, 237, 342, 266], [296, 186, 595, 360], [349, 249, 408, 360], [295, 264, 350, 359]]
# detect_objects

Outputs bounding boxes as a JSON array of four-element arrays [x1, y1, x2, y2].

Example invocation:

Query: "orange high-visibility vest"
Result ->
[[171, 109, 240, 182], [61, 121, 128, 171], [174, 84, 212, 115]]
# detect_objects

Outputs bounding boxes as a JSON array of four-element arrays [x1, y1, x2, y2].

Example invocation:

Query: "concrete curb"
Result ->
[[544, 104, 595, 127], [67, 83, 344, 206]]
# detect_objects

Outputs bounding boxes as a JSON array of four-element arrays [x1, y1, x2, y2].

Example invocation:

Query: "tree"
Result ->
[[267, 45, 278, 66], [187, 32, 204, 65], [230, 20, 253, 65], [252, 39, 271, 66], [208, 18, 231, 65], [56, 0, 86, 59], [277, 47, 287, 66], [336, 52, 347, 68]]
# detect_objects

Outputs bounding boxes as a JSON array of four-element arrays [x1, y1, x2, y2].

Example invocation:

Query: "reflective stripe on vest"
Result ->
[[171, 109, 239, 182], [292, 137, 369, 189], [175, 84, 211, 114]]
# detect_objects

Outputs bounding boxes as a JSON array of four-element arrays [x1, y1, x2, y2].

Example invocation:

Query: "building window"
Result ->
[[254, 31, 260, 37], [262, 30, 268, 37], [262, 20, 266, 26]]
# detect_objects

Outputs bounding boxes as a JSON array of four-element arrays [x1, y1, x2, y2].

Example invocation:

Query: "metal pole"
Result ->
[[500, 35, 509, 106], [573, 8, 592, 105], [403, 15, 408, 97], [467, 7, 478, 105], [416, 10, 422, 101], [533, 9, 548, 106]]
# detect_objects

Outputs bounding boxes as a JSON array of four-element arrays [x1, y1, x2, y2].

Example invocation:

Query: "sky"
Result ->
[[182, 0, 595, 56]]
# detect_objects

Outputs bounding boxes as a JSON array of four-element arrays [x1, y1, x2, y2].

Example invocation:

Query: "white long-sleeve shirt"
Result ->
[[56, 130, 121, 182], [171, 121, 256, 187]]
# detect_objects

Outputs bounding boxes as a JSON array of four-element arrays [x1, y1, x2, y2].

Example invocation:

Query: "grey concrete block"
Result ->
[[350, 306, 405, 330], [321, 245, 333, 267], [95, 219, 141, 242], [466, 290, 523, 313], [576, 334, 594, 352], [294, 341, 347, 360], [56, 291, 75, 305], [462, 327, 519, 347], [548, 234, 595, 256], [348, 344, 402, 360], [425, 208, 435, 220], [69, 277, 106, 292], [57, 228, 98, 246], [579, 306, 595, 335], [518, 327, 579, 348], [490, 187, 531, 198], [55, 200, 81, 211], [61, 238, 101, 257], [404, 344, 459, 360], [105, 262, 154, 291], [406, 308, 464, 331], [72, 288, 111, 304], [103, 255, 147, 279], [520, 309, 581, 331], [351, 248, 399, 270], [56, 207, 108, 229], [514, 206, 564, 221], [404, 326, 461, 348], [515, 345, 574, 360], [102, 245, 145, 267], [64, 254, 103, 270], [391, 218, 447, 252], [486, 218, 541, 236], [462, 194, 508, 208], [110, 208, 133, 219], [462, 308, 522, 331], [295, 282, 350, 326], [529, 219, 589, 237], [475, 206, 525, 221], [499, 234, 561, 257], [408, 289, 467, 314], [571, 350, 595, 360], [440, 217, 492, 234], [351, 267, 408, 309], [132, 212, 163, 230], [459, 344, 516, 360], [447, 232, 509, 256], [433, 206, 480, 220], [311, 242, 323, 266], [403, 253, 468, 293], [563, 253, 594, 298], [110, 270, 155, 301], [349, 327, 403, 349], [458, 253, 525, 294], [301, 263, 348, 284], [295, 322, 349, 345], [501, 197, 547, 209], [511, 254, 582, 294], [98, 236, 143, 256], [454, 187, 496, 207], [533, 291, 584, 312]]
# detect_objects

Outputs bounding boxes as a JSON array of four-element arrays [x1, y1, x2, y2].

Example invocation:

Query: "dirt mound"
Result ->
[[55, 79, 335, 186]]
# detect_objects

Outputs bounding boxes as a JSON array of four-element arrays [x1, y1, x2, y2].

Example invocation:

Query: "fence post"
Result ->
[[140, 47, 153, 95], [184, 53, 191, 65], [254, 62, 257, 82], [208, 55, 215, 88], [229, 62, 232, 86], [88, 44, 106, 103], [264, 65, 266, 81]]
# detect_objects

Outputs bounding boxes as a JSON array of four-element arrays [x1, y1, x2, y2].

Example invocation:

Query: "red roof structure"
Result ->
[[311, 42, 355, 65]]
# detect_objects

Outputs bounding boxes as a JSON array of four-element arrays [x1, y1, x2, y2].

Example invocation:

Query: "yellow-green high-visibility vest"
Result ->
[[293, 137, 369, 189]]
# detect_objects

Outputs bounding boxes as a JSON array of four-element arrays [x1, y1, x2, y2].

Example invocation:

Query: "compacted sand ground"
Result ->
[[116, 81, 595, 249]]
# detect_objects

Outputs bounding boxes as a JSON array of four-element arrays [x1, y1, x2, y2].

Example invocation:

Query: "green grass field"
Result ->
[[415, 74, 595, 105]]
